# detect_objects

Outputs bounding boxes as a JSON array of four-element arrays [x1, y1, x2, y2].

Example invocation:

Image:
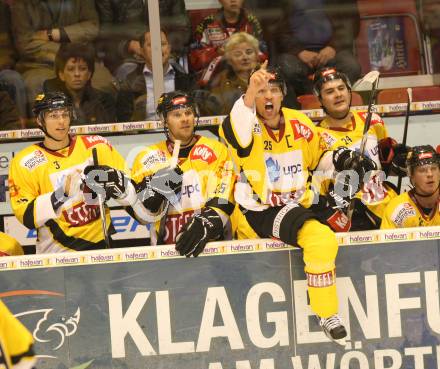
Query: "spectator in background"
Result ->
[[203, 32, 259, 115], [118, 29, 195, 122], [0, 0, 27, 124], [203, 32, 298, 115], [9, 0, 116, 109], [189, 0, 267, 87], [276, 0, 361, 96], [0, 90, 21, 130], [43, 43, 116, 125], [95, 0, 191, 79]]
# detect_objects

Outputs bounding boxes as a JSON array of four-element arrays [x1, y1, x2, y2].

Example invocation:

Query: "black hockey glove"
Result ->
[[83, 165, 129, 201], [378, 138, 410, 176], [333, 147, 377, 196], [136, 166, 183, 212], [175, 207, 224, 257]]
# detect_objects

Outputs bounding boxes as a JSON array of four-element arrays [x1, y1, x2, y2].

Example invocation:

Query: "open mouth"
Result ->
[[265, 102, 274, 113]]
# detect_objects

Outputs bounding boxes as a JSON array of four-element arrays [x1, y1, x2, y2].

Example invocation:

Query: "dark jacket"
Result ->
[[10, 0, 99, 72], [276, 0, 360, 55], [0, 0, 16, 69], [117, 62, 196, 122], [43, 78, 116, 125], [0, 91, 20, 130], [203, 68, 248, 116], [202, 65, 299, 115], [95, 0, 191, 72]]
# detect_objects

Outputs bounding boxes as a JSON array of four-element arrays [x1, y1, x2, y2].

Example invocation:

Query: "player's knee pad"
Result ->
[[272, 204, 315, 245]]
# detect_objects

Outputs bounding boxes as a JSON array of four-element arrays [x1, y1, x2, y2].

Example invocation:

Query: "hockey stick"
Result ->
[[353, 71, 381, 155], [92, 148, 111, 249], [156, 139, 181, 245], [346, 71, 380, 222], [397, 88, 412, 193]]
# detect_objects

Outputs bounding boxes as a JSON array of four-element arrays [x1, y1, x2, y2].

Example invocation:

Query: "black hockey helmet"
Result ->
[[156, 91, 199, 122], [266, 66, 287, 96], [312, 67, 352, 97], [406, 145, 440, 174], [33, 91, 73, 117], [156, 91, 199, 140]]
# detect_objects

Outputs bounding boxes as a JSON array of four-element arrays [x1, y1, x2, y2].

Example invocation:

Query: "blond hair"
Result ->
[[224, 32, 259, 61]]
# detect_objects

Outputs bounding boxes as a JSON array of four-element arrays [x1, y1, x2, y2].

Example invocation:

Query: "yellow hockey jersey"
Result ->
[[0, 300, 35, 369], [317, 110, 388, 167], [220, 96, 325, 211], [9, 135, 127, 253], [0, 232, 24, 257], [381, 191, 440, 229], [131, 135, 235, 244], [315, 110, 396, 218]]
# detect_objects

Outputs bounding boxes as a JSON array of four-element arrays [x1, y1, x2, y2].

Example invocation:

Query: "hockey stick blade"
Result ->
[[352, 71, 380, 91]]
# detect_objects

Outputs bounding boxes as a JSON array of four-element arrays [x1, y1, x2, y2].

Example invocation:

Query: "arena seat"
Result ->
[[297, 92, 364, 110], [412, 86, 440, 101], [378, 86, 440, 104], [357, 0, 418, 16], [377, 88, 408, 104]]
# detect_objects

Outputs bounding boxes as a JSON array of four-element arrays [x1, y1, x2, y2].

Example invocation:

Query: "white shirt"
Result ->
[[143, 64, 176, 120]]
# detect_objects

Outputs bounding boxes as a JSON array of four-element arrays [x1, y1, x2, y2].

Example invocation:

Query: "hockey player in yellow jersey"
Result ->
[[0, 299, 36, 368], [312, 67, 407, 230], [218, 61, 375, 343], [9, 92, 143, 253], [382, 145, 440, 229], [131, 91, 235, 256]]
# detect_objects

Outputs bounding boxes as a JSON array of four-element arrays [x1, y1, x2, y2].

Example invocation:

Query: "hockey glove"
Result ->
[[83, 165, 129, 201], [333, 147, 377, 195], [378, 138, 409, 176], [175, 207, 224, 257], [136, 166, 183, 212]]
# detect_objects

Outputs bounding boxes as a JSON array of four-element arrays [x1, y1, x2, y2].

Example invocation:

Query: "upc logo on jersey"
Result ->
[[266, 157, 280, 182], [20, 149, 47, 171], [82, 135, 112, 149], [63, 203, 100, 227], [391, 202, 416, 227], [291, 120, 314, 142], [191, 144, 217, 164]]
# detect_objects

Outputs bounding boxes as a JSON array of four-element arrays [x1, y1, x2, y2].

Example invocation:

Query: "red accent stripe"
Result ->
[[0, 290, 64, 298], [38, 135, 77, 158]]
